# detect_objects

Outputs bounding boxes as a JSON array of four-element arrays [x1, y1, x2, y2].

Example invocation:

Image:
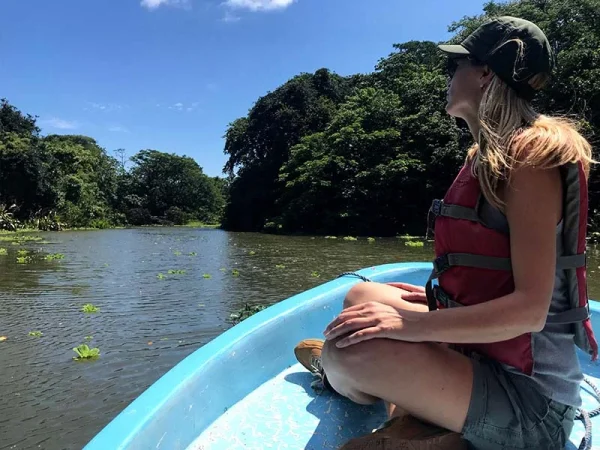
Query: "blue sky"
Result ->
[[0, 0, 487, 177]]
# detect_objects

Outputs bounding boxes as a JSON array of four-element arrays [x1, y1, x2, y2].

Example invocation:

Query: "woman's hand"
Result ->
[[323, 302, 424, 348], [388, 282, 428, 304]]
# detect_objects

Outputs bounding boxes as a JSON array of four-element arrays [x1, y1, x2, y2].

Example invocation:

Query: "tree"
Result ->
[[125, 149, 222, 225]]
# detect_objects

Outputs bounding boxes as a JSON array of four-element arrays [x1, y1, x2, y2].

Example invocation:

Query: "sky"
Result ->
[[0, 0, 488, 177]]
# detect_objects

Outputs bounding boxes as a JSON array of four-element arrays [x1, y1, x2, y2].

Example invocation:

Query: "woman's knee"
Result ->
[[344, 282, 378, 308]]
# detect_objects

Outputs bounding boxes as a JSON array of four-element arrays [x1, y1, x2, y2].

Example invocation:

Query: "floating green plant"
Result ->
[[275, 264, 286, 269], [45, 253, 65, 260], [397, 234, 420, 241], [17, 249, 29, 256], [73, 344, 100, 361], [367, 237, 376, 242], [157, 273, 165, 279], [202, 273, 212, 279], [0, 248, 7, 255], [404, 240, 424, 248], [229, 303, 268, 325], [324, 236, 337, 239], [16, 256, 32, 264], [84, 336, 93, 341], [173, 251, 182, 256], [81, 303, 100, 313], [249, 251, 256, 256], [28, 331, 43, 337], [311, 271, 320, 278], [231, 269, 240, 277], [168, 269, 186, 275], [220, 268, 227, 272], [343, 236, 357, 241], [11, 241, 21, 246], [188, 252, 197, 256]]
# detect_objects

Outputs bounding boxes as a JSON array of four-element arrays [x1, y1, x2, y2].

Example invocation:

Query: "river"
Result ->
[[1, 228, 600, 449]]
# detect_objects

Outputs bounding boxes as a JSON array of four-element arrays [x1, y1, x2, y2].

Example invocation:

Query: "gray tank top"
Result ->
[[502, 220, 584, 407]]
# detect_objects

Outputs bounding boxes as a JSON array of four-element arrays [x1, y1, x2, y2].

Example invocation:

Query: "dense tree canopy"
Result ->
[[222, 0, 600, 236], [0, 99, 224, 230]]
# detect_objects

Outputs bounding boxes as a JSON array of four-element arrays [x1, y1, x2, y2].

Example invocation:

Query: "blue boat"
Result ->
[[84, 262, 600, 450]]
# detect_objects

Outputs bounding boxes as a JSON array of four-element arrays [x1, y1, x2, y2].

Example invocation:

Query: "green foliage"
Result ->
[[0, 248, 7, 255], [16, 256, 31, 264], [81, 303, 99, 313], [220, 0, 600, 236], [167, 269, 186, 275], [228, 303, 268, 325], [28, 331, 43, 337], [72, 344, 100, 360], [202, 273, 212, 279], [0, 100, 226, 230], [45, 253, 65, 260], [405, 240, 425, 247]]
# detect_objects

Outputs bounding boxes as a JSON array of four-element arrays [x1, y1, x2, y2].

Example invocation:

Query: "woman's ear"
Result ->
[[479, 65, 493, 90]]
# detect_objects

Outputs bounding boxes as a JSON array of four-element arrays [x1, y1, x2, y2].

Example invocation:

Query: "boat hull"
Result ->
[[84, 262, 600, 450]]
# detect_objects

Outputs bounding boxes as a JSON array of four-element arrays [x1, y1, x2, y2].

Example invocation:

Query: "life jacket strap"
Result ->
[[427, 199, 481, 238], [425, 252, 586, 312]]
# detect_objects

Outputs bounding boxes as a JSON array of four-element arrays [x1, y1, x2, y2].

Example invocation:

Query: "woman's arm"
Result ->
[[324, 164, 565, 347], [418, 164, 563, 343]]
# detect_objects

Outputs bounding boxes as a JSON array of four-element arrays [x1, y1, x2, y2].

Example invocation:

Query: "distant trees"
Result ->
[[0, 99, 224, 230]]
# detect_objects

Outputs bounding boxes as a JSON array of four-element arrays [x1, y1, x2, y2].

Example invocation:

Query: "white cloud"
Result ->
[[224, 0, 295, 11], [109, 125, 129, 133], [222, 11, 241, 22], [42, 118, 79, 130], [167, 102, 199, 112], [86, 102, 124, 113], [141, 0, 190, 10]]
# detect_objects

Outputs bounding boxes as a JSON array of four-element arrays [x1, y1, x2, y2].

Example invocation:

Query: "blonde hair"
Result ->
[[467, 67, 596, 211]]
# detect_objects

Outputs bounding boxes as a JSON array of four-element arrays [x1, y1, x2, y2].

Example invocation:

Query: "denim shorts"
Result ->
[[461, 354, 578, 450]]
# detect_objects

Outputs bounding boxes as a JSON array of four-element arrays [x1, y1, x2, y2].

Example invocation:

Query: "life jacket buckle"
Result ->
[[432, 285, 450, 308], [433, 255, 450, 275], [426, 199, 443, 239]]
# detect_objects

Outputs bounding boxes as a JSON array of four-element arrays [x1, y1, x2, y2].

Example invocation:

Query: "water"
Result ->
[[1, 228, 600, 450]]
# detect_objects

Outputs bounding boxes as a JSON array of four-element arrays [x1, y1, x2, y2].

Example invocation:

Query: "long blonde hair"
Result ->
[[467, 65, 595, 211]]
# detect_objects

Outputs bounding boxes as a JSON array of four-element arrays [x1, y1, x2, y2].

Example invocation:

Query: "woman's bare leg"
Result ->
[[321, 282, 473, 433]]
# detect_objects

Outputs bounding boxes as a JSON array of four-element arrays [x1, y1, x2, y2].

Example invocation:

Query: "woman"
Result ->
[[294, 16, 597, 450]]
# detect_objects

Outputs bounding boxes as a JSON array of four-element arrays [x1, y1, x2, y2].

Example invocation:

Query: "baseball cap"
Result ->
[[438, 16, 554, 100]]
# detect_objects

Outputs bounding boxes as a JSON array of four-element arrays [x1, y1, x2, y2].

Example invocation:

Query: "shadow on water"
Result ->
[[1, 228, 599, 449]]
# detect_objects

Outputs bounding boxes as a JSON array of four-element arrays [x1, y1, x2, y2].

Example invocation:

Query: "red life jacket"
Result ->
[[426, 159, 598, 375]]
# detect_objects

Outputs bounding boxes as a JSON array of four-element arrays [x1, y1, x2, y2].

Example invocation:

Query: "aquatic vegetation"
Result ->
[[0, 248, 7, 255], [45, 253, 65, 260], [11, 241, 21, 246], [73, 344, 100, 361], [220, 268, 227, 272], [81, 303, 100, 313], [188, 252, 197, 256], [16, 256, 32, 264], [202, 273, 212, 279], [324, 236, 337, 239], [168, 269, 186, 275], [157, 273, 165, 279], [249, 251, 256, 256], [404, 240, 424, 248], [84, 336, 93, 341], [231, 269, 240, 276], [275, 264, 286, 269], [229, 303, 268, 325], [28, 331, 43, 337], [367, 237, 376, 242], [311, 271, 320, 278], [397, 234, 421, 241], [173, 251, 182, 256], [17, 250, 29, 256], [343, 236, 357, 241]]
